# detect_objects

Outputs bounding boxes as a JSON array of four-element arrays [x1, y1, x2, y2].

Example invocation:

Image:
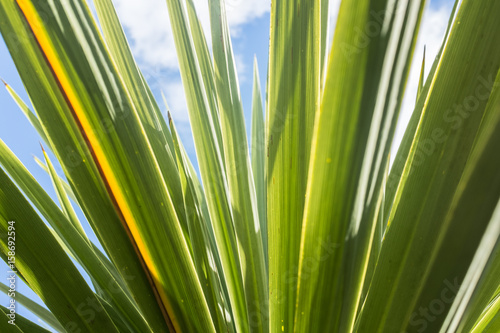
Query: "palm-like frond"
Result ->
[[0, 0, 499, 332]]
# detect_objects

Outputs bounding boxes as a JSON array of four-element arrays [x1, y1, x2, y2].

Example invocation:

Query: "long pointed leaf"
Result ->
[[251, 57, 267, 266], [357, 1, 500, 330], [0, 168, 119, 332], [0, 282, 63, 332], [163, 0, 248, 330], [0, 2, 170, 330], [266, 1, 321, 330], [0, 305, 51, 333], [209, 1, 268, 331]]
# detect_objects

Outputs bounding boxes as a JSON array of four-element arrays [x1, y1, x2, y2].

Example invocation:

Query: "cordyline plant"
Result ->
[[0, 0, 499, 331]]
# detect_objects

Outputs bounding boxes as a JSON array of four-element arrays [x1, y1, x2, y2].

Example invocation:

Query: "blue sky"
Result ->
[[0, 0, 454, 330]]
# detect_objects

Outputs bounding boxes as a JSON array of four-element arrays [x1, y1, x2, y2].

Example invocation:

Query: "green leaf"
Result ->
[[267, 0, 321, 330], [169, 114, 236, 333], [2, 80, 50, 148], [209, 1, 268, 331], [483, 310, 500, 333], [356, 1, 500, 331], [163, 0, 248, 330], [384, 0, 460, 224], [295, 0, 425, 331], [0, 305, 51, 333], [92, 0, 190, 243], [33, 156, 78, 203], [416, 46, 426, 102], [0, 282, 63, 332], [440, 204, 500, 333], [320, 0, 331, 85], [0, 2, 170, 331], [251, 57, 267, 267], [338, 1, 426, 330], [26, 0, 211, 326], [463, 249, 500, 333], [436, 67, 500, 333], [457, 259, 500, 333], [0, 0, 213, 330], [184, 0, 226, 162], [41, 145, 87, 240], [1, 0, 499, 332], [0, 167, 119, 332], [0, 139, 152, 333], [472, 294, 500, 333]]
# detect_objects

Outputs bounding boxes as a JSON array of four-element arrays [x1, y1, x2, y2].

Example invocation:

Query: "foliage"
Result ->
[[0, 0, 499, 332]]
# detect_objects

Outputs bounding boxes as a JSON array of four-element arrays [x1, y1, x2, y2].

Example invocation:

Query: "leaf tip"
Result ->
[[167, 110, 172, 125], [39, 142, 46, 153], [253, 55, 259, 71]]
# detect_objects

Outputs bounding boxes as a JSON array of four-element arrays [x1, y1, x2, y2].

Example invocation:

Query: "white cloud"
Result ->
[[224, 0, 270, 35], [233, 53, 247, 83], [391, 2, 453, 164], [111, 0, 269, 70], [112, 0, 179, 69]]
